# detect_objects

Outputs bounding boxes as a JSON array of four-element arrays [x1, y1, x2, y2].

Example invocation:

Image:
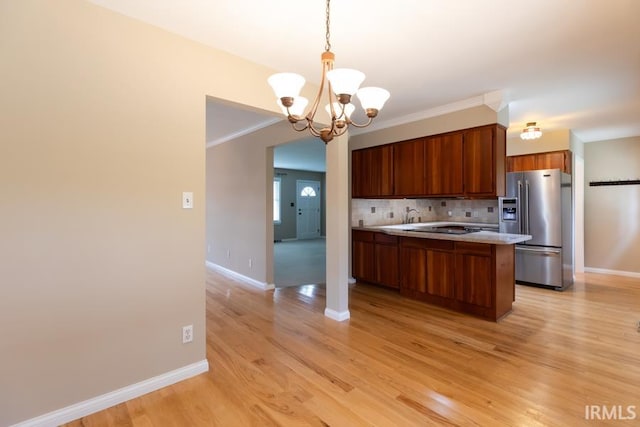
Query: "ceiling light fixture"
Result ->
[[520, 122, 542, 140], [267, 0, 390, 144]]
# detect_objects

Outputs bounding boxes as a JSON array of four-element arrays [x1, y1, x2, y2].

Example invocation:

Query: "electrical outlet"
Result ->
[[182, 325, 193, 344]]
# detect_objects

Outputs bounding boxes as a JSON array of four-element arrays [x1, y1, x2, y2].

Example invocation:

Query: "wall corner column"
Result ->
[[325, 133, 351, 321]]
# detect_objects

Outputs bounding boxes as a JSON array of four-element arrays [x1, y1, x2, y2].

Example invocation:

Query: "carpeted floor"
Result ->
[[274, 238, 326, 288]]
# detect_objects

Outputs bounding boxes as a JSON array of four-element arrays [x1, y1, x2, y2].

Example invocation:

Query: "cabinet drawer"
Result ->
[[352, 230, 374, 242], [455, 242, 492, 256], [401, 237, 454, 251], [374, 233, 398, 245]]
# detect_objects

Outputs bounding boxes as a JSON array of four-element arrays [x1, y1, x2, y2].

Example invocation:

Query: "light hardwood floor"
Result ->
[[66, 270, 640, 426]]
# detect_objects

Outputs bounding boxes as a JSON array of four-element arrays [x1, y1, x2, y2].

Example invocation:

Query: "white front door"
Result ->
[[296, 180, 321, 240]]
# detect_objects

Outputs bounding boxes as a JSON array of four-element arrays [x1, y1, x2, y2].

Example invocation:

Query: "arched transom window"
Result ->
[[300, 186, 317, 197]]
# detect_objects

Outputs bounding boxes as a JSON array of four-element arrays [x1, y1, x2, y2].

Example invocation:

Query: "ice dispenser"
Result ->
[[498, 197, 519, 234]]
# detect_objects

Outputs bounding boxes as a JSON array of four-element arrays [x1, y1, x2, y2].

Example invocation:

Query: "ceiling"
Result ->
[[91, 0, 640, 171]]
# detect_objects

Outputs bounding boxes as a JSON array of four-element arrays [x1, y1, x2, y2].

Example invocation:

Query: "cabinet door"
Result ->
[[352, 145, 393, 198], [352, 149, 366, 197], [455, 252, 492, 308], [426, 133, 463, 196], [507, 150, 572, 174], [375, 244, 399, 288], [463, 127, 495, 196], [353, 240, 375, 283], [393, 138, 426, 196], [426, 250, 456, 298], [400, 246, 427, 293], [536, 150, 571, 174], [506, 154, 537, 172]]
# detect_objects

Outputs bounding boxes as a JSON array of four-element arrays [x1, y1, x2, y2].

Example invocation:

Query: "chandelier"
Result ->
[[267, 0, 390, 144], [520, 122, 542, 140]]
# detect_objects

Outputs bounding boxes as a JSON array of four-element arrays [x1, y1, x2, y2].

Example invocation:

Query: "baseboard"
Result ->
[[324, 308, 351, 322], [348, 276, 356, 284], [584, 267, 640, 279], [11, 360, 209, 427], [206, 261, 275, 290]]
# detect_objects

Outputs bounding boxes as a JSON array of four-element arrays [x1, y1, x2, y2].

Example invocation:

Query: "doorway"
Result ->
[[296, 180, 321, 239]]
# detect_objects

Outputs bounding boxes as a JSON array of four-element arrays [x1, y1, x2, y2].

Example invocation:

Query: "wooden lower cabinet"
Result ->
[[353, 231, 515, 320], [400, 238, 455, 300], [399, 237, 514, 321], [352, 238, 376, 284], [375, 242, 400, 288], [352, 230, 399, 288], [455, 242, 493, 308]]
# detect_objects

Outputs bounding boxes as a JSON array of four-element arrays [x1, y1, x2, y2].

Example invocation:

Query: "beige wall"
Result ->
[[0, 1, 284, 424], [584, 137, 640, 274], [206, 122, 304, 286], [506, 129, 572, 156]]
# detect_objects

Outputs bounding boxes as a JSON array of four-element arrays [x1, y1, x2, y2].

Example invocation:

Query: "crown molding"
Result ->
[[350, 95, 485, 136], [206, 117, 280, 148]]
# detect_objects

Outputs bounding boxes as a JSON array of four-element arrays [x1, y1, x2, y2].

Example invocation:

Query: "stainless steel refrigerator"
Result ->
[[499, 169, 573, 290]]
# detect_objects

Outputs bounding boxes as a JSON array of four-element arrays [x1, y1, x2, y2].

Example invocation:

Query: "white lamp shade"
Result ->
[[356, 87, 390, 111], [326, 68, 365, 95], [277, 96, 308, 117], [268, 73, 305, 99], [520, 122, 542, 140], [325, 102, 355, 120]]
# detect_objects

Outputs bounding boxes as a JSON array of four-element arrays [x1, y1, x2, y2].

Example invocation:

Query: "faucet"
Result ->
[[403, 208, 419, 224]]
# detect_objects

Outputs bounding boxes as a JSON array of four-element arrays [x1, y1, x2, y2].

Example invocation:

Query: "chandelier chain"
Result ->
[[324, 0, 331, 52]]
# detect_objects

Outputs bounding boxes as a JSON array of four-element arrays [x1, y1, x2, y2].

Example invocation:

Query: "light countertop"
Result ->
[[354, 221, 532, 245]]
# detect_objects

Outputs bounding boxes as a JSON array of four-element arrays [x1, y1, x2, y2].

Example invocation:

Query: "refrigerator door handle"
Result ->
[[524, 180, 530, 235], [517, 180, 523, 234], [516, 246, 562, 255]]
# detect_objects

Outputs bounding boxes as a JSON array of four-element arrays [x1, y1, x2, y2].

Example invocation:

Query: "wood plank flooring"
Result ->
[[66, 270, 640, 426]]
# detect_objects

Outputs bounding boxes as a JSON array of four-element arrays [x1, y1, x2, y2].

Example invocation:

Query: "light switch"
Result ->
[[182, 192, 193, 209]]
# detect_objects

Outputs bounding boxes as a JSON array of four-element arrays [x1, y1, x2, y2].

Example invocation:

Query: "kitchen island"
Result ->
[[352, 222, 531, 321]]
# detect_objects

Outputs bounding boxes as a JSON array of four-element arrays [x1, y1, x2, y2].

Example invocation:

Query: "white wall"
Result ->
[[584, 137, 640, 276]]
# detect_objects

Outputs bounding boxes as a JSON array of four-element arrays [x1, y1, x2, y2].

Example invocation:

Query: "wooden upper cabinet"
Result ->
[[393, 138, 426, 196], [536, 150, 572, 173], [425, 133, 464, 196], [463, 125, 505, 197], [506, 150, 572, 174], [507, 154, 537, 172], [352, 124, 506, 199], [352, 144, 394, 198]]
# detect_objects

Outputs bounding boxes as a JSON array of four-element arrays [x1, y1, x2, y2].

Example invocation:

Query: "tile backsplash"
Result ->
[[352, 198, 498, 227]]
